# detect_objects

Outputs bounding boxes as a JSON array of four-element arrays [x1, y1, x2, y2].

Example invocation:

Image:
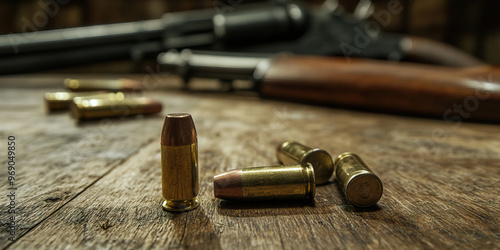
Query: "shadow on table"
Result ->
[[216, 199, 317, 217], [214, 179, 383, 217], [73, 113, 163, 126], [168, 206, 223, 249]]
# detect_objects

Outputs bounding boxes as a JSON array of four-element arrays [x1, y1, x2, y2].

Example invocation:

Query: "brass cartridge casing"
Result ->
[[70, 92, 162, 120], [214, 163, 316, 201], [44, 91, 108, 112], [161, 113, 199, 212], [64, 78, 143, 92], [334, 152, 383, 207], [277, 141, 334, 185]]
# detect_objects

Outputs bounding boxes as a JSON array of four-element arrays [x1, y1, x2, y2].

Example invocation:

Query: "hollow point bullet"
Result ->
[[334, 152, 383, 207], [213, 163, 316, 201], [64, 78, 143, 92], [277, 141, 334, 185], [161, 113, 199, 212], [69, 92, 162, 120], [44, 91, 107, 112]]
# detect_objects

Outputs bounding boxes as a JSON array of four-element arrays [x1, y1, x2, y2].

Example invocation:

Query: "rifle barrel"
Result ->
[[0, 19, 163, 56]]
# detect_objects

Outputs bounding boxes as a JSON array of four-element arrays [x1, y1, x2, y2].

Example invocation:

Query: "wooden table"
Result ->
[[0, 75, 499, 249]]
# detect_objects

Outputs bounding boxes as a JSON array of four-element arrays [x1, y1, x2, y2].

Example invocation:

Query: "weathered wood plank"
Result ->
[[5, 88, 499, 249], [0, 79, 187, 248]]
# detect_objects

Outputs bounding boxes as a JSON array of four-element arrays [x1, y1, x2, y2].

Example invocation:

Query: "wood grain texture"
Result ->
[[0, 75, 499, 249], [0, 76, 166, 248]]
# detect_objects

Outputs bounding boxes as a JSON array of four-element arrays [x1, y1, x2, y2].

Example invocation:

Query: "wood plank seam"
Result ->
[[179, 213, 189, 247]]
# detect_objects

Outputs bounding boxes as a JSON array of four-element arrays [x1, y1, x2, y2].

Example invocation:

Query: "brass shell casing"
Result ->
[[70, 93, 162, 120], [242, 164, 315, 201], [161, 143, 199, 211], [277, 141, 334, 185], [64, 78, 143, 92], [214, 163, 315, 201], [334, 152, 383, 207], [44, 91, 107, 112]]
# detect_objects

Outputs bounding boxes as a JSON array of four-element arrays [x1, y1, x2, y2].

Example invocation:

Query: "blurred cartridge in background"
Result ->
[[44, 91, 107, 112], [64, 78, 143, 92], [70, 92, 162, 121]]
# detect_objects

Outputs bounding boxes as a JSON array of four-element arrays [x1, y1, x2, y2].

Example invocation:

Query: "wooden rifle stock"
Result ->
[[402, 36, 485, 67], [260, 55, 500, 122]]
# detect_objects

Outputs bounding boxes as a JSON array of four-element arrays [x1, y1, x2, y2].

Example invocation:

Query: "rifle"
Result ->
[[0, 0, 483, 74], [159, 50, 500, 123]]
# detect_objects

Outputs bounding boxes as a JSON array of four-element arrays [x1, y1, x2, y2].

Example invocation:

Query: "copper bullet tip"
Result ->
[[214, 170, 243, 199], [161, 113, 197, 146], [142, 99, 163, 114]]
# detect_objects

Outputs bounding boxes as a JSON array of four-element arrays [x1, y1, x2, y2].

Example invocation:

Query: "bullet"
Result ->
[[69, 92, 162, 120], [214, 163, 316, 201], [64, 78, 143, 92], [44, 91, 108, 112], [277, 141, 334, 185], [161, 113, 199, 212], [334, 152, 383, 207]]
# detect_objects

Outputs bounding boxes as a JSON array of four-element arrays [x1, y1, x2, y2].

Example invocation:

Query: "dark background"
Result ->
[[1, 0, 499, 71]]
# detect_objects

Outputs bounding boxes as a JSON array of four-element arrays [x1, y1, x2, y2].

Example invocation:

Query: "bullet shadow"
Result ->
[[169, 206, 222, 249], [46, 109, 69, 115], [216, 199, 317, 217], [73, 113, 163, 126]]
